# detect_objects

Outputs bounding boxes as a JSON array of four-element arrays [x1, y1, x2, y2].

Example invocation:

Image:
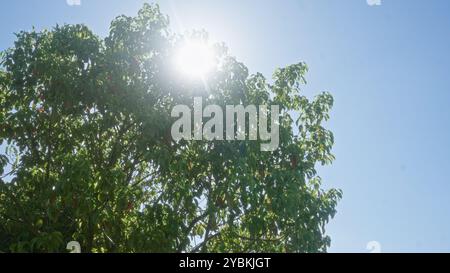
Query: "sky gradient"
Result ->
[[1, 0, 450, 252]]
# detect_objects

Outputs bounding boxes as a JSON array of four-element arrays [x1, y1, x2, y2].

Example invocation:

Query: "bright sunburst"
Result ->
[[175, 40, 215, 78]]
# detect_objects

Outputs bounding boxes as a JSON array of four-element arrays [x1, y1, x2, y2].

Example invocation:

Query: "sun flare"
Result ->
[[175, 41, 215, 78]]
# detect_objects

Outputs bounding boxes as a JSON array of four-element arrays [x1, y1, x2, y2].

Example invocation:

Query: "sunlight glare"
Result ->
[[175, 41, 215, 78]]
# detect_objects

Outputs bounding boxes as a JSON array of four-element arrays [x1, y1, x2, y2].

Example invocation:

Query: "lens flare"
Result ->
[[175, 41, 214, 78]]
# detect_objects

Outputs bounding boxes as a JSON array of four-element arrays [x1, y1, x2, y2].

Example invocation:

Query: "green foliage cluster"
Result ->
[[0, 4, 341, 253]]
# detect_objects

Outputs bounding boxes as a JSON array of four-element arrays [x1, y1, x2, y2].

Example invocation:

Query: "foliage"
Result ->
[[0, 4, 341, 253]]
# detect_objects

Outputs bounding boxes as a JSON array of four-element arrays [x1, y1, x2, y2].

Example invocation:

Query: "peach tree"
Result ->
[[0, 4, 341, 253]]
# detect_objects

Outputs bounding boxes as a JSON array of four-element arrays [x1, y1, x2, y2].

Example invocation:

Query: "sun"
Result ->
[[175, 40, 215, 78]]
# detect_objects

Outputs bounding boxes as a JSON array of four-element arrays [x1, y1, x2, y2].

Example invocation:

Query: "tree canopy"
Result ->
[[0, 3, 341, 253]]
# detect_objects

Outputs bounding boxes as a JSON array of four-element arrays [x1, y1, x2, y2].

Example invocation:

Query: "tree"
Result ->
[[0, 3, 341, 253]]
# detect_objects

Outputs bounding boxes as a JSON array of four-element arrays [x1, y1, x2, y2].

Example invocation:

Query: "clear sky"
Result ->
[[2, 0, 450, 252]]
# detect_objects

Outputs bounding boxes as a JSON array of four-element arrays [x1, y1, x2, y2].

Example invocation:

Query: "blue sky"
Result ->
[[2, 0, 450, 252]]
